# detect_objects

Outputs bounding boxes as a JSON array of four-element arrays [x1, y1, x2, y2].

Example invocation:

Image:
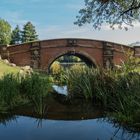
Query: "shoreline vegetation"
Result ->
[[0, 52, 140, 131]]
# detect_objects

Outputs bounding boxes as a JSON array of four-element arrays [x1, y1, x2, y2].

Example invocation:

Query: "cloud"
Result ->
[[2, 11, 27, 28], [36, 25, 95, 39], [101, 21, 140, 31], [132, 22, 140, 28], [1, 11, 38, 28], [36, 23, 140, 45], [1, 0, 140, 45]]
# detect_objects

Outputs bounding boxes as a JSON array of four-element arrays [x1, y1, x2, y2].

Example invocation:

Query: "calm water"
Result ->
[[0, 87, 139, 140], [0, 115, 140, 140]]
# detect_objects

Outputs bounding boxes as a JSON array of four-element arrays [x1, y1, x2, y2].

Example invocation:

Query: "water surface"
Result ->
[[0, 86, 139, 140], [0, 115, 139, 140]]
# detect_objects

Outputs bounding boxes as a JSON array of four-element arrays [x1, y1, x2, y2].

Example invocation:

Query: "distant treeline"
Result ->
[[0, 18, 38, 45]]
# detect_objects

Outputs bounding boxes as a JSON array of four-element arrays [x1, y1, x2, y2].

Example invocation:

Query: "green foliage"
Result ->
[[63, 57, 140, 128], [21, 21, 38, 43], [50, 61, 67, 85], [20, 74, 52, 115], [64, 67, 94, 100], [0, 53, 140, 128], [0, 19, 39, 44], [64, 67, 115, 103], [110, 72, 140, 127], [58, 55, 82, 63], [75, 0, 140, 29], [11, 25, 21, 45], [0, 74, 20, 109], [0, 18, 11, 45], [50, 61, 63, 75], [0, 73, 52, 116], [120, 51, 140, 73]]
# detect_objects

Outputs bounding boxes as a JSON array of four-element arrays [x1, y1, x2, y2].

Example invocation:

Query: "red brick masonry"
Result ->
[[0, 38, 139, 71]]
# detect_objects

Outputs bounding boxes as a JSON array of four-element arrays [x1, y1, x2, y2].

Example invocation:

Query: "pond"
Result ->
[[0, 115, 140, 140], [0, 86, 139, 140]]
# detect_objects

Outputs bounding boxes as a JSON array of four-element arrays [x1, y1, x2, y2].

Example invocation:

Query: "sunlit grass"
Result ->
[[0, 60, 20, 78]]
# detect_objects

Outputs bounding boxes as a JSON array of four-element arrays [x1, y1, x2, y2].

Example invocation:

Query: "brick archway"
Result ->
[[0, 38, 137, 72], [47, 50, 97, 72]]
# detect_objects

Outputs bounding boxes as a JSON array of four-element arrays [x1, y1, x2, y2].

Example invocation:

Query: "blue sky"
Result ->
[[1, 0, 140, 45]]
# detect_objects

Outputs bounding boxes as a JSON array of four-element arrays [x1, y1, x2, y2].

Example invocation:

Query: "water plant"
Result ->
[[0, 72, 53, 116], [62, 56, 140, 129], [20, 73, 52, 116], [0, 74, 20, 110]]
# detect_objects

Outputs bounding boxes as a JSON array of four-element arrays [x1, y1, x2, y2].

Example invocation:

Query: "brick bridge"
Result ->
[[0, 38, 140, 71]]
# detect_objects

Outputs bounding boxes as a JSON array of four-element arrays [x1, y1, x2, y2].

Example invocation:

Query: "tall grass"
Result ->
[[0, 73, 52, 116], [111, 72, 140, 127], [62, 56, 140, 128], [64, 67, 117, 105], [20, 74, 52, 116], [0, 74, 20, 110]]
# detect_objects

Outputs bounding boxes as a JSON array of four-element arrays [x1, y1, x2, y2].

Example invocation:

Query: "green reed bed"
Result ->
[[20, 74, 52, 116], [0, 73, 52, 116], [111, 72, 140, 129], [63, 66, 140, 130], [0, 74, 20, 111]]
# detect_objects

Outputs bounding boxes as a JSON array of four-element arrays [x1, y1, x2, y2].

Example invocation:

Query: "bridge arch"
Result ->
[[0, 38, 135, 71], [47, 50, 97, 72]]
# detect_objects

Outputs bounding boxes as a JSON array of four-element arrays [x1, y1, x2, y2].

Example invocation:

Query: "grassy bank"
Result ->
[[0, 60, 20, 77], [0, 59, 53, 116]]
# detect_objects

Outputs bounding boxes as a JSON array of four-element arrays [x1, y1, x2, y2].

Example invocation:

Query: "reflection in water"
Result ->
[[0, 87, 139, 140], [0, 115, 139, 140], [35, 118, 44, 128], [96, 118, 140, 140], [0, 113, 17, 126]]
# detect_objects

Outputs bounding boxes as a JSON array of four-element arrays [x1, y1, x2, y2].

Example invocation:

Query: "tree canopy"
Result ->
[[75, 0, 140, 30], [0, 19, 39, 45], [0, 19, 11, 45], [21, 22, 38, 43], [11, 25, 21, 45]]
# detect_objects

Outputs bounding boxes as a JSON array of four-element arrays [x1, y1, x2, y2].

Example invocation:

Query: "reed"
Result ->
[[20, 73, 52, 115], [0, 73, 52, 115], [63, 62, 140, 128], [0, 74, 20, 110]]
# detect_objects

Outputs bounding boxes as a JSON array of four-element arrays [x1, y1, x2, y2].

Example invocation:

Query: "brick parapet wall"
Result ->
[[0, 39, 137, 71]]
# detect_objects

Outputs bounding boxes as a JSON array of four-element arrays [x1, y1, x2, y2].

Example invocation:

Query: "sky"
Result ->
[[1, 0, 140, 45]]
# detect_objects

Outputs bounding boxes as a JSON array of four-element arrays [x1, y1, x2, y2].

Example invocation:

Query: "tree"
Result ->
[[11, 25, 21, 45], [0, 18, 11, 45], [75, 0, 140, 30], [21, 22, 38, 43]]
